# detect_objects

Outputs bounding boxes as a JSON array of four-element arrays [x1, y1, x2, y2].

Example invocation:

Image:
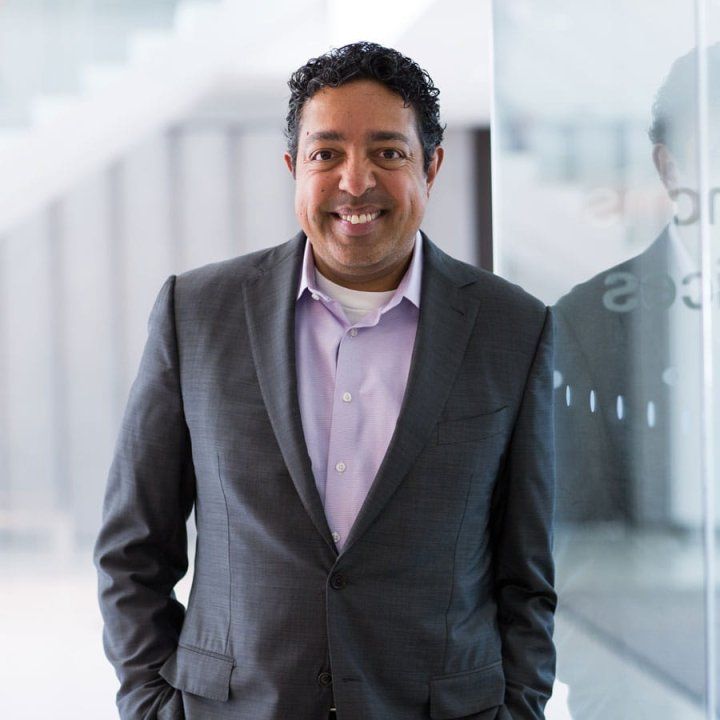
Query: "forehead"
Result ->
[[298, 79, 420, 143]]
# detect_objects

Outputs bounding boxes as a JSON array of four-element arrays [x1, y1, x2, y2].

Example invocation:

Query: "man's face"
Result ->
[[285, 79, 443, 290]]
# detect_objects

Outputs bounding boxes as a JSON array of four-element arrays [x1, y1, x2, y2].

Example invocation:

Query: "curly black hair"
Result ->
[[285, 41, 444, 174]]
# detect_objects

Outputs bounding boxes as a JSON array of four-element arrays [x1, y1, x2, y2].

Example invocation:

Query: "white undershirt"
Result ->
[[314, 271, 395, 324]]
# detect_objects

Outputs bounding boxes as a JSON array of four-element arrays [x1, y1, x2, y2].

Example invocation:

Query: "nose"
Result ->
[[337, 155, 376, 197]]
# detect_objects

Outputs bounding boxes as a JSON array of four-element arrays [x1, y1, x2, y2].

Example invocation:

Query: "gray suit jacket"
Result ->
[[553, 228, 674, 525], [94, 231, 556, 720]]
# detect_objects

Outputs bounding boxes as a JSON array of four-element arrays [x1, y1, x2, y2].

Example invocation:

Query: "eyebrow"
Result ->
[[368, 131, 411, 144], [305, 130, 411, 144], [306, 131, 344, 142]]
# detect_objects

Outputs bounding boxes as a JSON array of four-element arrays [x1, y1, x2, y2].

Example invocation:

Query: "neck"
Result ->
[[674, 221, 701, 268], [312, 253, 412, 292]]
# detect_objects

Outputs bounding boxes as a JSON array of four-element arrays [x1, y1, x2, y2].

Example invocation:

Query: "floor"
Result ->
[[0, 524, 712, 719], [552, 523, 710, 719]]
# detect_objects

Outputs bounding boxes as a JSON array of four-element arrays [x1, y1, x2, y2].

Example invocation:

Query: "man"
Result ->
[[94, 41, 556, 720]]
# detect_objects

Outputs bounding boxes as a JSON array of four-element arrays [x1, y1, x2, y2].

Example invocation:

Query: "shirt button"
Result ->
[[349, 328, 358, 336], [332, 531, 340, 542], [311, 293, 320, 300], [335, 461, 346, 473], [342, 392, 352, 403]]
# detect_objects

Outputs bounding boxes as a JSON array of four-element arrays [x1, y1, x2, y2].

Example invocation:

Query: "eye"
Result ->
[[379, 148, 403, 160], [310, 149, 335, 161]]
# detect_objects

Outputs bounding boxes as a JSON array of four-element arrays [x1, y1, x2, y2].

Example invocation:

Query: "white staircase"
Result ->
[[0, 0, 313, 238], [0, 0, 320, 550]]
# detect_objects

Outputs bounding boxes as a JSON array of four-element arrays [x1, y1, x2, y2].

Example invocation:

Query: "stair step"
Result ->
[[81, 63, 126, 95], [0, 128, 31, 156], [30, 94, 83, 128], [127, 29, 173, 67]]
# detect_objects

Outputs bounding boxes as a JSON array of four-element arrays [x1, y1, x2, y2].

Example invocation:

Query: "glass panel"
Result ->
[[705, 4, 720, 718], [492, 2, 714, 718]]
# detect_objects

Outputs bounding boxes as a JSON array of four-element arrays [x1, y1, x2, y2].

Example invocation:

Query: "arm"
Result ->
[[94, 275, 195, 719], [490, 306, 557, 719]]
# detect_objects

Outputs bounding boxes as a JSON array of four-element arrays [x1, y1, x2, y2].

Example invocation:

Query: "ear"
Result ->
[[652, 144, 679, 192], [425, 147, 444, 195], [284, 152, 296, 179]]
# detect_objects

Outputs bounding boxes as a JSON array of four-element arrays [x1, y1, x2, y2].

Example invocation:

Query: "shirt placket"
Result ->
[[323, 308, 383, 552]]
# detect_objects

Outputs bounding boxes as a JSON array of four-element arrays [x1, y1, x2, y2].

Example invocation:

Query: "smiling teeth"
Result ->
[[340, 211, 381, 224]]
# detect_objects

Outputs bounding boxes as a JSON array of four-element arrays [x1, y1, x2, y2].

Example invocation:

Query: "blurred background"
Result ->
[[0, 0, 719, 718]]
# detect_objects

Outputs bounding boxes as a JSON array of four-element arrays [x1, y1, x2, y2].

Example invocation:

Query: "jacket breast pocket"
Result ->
[[429, 660, 505, 719], [159, 644, 234, 702], [436, 407, 508, 445]]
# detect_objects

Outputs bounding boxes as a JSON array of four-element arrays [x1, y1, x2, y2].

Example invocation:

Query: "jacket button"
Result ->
[[318, 671, 333, 687], [330, 573, 346, 589]]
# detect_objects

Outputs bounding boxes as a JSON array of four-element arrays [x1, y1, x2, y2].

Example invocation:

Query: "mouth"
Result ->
[[335, 209, 383, 225], [330, 208, 387, 234]]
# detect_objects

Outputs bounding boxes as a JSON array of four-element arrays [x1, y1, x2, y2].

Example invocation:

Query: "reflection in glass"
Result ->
[[494, 3, 717, 718]]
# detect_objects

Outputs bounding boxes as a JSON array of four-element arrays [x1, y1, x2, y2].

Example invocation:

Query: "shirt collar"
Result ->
[[296, 230, 423, 309]]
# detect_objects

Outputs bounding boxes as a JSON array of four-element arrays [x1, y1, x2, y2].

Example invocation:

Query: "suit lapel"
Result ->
[[243, 232, 336, 551], [342, 234, 480, 553]]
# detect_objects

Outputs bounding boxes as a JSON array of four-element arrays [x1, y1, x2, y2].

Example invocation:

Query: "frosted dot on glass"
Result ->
[[616, 395, 624, 420], [647, 401, 656, 428], [565, 385, 572, 407], [662, 366, 677, 386], [589, 389, 596, 413], [553, 370, 563, 389]]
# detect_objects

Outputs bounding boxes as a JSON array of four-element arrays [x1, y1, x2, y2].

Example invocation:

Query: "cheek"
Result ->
[[393, 177, 427, 212], [293, 193, 306, 221], [403, 193, 423, 219], [295, 188, 315, 221], [414, 182, 431, 210], [302, 181, 331, 213]]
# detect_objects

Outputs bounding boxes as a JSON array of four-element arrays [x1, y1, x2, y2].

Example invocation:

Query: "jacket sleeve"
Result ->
[[490, 306, 557, 719], [93, 275, 195, 720]]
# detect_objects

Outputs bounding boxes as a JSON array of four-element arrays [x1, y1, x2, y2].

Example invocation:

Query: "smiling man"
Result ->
[[286, 78, 442, 291], [94, 42, 556, 720]]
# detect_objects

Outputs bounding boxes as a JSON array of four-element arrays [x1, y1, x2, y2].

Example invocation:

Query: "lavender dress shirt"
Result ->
[[295, 232, 423, 552]]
